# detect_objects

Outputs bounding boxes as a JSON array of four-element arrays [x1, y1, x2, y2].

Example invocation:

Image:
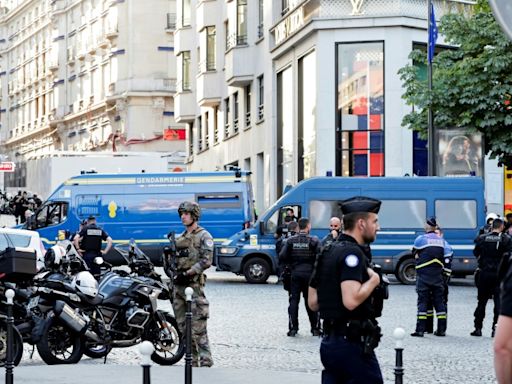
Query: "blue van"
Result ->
[[216, 176, 485, 284], [22, 171, 255, 263]]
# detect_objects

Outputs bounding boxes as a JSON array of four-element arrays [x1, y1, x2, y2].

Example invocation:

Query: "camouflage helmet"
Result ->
[[178, 201, 201, 221]]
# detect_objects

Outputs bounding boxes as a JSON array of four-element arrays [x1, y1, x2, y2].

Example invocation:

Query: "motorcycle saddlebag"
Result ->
[[0, 247, 37, 281]]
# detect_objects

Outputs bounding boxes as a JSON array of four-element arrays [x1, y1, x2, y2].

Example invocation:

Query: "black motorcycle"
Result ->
[[41, 240, 185, 365]]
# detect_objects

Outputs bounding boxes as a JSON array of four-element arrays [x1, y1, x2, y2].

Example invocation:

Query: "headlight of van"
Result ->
[[218, 246, 238, 255]]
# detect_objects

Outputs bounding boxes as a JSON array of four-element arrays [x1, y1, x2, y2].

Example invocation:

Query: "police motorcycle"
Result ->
[[49, 239, 184, 365], [0, 241, 86, 366]]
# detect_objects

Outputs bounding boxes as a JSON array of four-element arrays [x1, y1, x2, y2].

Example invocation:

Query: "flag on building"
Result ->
[[428, 2, 438, 64]]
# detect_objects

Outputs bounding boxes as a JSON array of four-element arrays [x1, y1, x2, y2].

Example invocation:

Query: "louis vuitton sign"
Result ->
[[273, 6, 305, 46]]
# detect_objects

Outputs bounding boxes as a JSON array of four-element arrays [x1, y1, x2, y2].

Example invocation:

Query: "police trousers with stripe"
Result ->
[[415, 277, 446, 333]]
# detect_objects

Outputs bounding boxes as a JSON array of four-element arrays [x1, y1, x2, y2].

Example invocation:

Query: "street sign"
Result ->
[[0, 162, 15, 172], [490, 0, 512, 41]]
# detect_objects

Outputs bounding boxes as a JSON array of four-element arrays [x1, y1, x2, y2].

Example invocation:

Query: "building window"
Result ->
[[213, 106, 219, 144], [237, 0, 247, 45], [206, 26, 216, 71], [180, 51, 191, 91], [181, 0, 191, 27], [204, 111, 210, 148], [282, 0, 290, 15], [258, 0, 264, 38], [257, 75, 264, 121], [197, 115, 203, 151], [245, 84, 251, 129], [224, 97, 230, 138], [233, 92, 239, 134], [188, 121, 194, 156], [336, 42, 384, 177], [277, 67, 294, 195], [298, 51, 316, 181]]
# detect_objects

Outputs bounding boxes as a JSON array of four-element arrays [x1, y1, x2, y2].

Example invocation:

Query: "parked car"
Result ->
[[0, 227, 45, 270]]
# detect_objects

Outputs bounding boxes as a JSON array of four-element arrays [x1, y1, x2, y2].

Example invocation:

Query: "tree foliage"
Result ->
[[399, 0, 512, 166]]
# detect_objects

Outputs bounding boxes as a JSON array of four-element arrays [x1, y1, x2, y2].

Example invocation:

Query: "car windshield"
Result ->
[[5, 233, 32, 248]]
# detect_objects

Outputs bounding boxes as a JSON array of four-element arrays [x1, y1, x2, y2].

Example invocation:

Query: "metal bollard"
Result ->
[[393, 327, 405, 384], [185, 287, 194, 384], [5, 289, 15, 384], [139, 341, 154, 384]]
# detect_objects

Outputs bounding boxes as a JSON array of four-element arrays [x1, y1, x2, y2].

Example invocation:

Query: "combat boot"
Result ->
[[410, 331, 424, 337], [470, 328, 482, 337], [287, 329, 298, 337]]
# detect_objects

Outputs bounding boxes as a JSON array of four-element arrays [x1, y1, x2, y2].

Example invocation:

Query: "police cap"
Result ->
[[426, 216, 437, 227], [339, 196, 381, 215], [87, 215, 96, 221]]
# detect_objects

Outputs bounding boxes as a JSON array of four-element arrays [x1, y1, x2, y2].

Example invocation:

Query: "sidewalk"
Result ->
[[13, 364, 319, 384]]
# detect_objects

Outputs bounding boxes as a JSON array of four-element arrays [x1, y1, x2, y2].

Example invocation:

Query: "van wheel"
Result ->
[[243, 257, 270, 284], [396, 258, 416, 285]]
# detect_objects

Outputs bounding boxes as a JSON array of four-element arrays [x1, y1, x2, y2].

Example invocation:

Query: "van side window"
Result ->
[[379, 200, 426, 229], [309, 201, 344, 229], [435, 200, 476, 229], [197, 193, 242, 208], [35, 202, 69, 228], [264, 205, 301, 234]]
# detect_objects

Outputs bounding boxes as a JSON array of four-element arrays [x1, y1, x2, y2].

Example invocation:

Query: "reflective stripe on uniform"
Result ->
[[416, 258, 444, 269]]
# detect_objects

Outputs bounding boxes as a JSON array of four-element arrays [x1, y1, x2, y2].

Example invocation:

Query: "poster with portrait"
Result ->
[[436, 129, 483, 177]]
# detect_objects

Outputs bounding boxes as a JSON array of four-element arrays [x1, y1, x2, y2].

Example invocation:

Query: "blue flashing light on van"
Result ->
[[216, 176, 485, 284], [22, 171, 255, 264]]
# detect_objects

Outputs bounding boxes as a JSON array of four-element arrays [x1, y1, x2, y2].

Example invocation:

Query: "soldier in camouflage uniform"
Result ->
[[172, 201, 214, 367]]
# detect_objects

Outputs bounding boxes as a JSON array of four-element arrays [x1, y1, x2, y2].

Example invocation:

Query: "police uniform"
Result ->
[[172, 225, 214, 367], [312, 197, 384, 384], [471, 230, 512, 336], [500, 255, 512, 316], [78, 221, 110, 276], [411, 221, 447, 337], [279, 229, 321, 335], [425, 237, 453, 333]]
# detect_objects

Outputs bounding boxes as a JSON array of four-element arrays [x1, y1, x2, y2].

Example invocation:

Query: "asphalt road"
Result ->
[[13, 269, 498, 383]]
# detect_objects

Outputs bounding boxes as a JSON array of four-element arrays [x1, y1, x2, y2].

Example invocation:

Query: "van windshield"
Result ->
[[34, 202, 69, 228]]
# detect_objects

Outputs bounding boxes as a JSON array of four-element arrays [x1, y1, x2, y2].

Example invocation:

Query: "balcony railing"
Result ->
[[226, 33, 248, 50], [224, 123, 230, 138], [257, 24, 264, 38], [245, 111, 251, 128], [258, 104, 264, 121], [233, 118, 239, 134], [167, 13, 176, 30]]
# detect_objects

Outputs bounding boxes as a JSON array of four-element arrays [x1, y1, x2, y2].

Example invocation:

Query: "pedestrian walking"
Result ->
[[471, 218, 512, 337], [411, 217, 447, 337], [279, 217, 321, 336], [308, 196, 386, 383], [171, 201, 214, 367], [73, 215, 113, 277]]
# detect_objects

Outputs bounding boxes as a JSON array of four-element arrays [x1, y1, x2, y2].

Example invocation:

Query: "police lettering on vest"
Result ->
[[79, 224, 109, 254]]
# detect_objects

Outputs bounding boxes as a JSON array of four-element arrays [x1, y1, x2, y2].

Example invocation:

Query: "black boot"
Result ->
[[434, 318, 447, 336], [470, 328, 482, 337]]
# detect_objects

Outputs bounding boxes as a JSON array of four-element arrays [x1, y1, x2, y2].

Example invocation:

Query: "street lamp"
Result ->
[[489, 0, 512, 41]]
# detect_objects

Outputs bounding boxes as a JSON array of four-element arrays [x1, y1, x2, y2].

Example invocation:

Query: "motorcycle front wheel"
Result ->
[[0, 321, 23, 367], [147, 311, 184, 366], [36, 316, 83, 365]]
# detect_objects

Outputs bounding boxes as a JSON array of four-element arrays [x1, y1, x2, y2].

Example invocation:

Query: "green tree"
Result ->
[[399, 0, 512, 166]]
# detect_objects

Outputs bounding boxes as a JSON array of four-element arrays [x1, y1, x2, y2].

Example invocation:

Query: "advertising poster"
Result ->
[[436, 129, 483, 177]]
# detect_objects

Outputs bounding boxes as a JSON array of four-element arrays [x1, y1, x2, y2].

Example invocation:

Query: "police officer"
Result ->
[[73, 215, 112, 277], [470, 218, 511, 337], [411, 217, 447, 337], [171, 201, 214, 367], [425, 227, 453, 333], [494, 252, 512, 383], [308, 196, 385, 383], [279, 217, 321, 336], [321, 217, 342, 247]]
